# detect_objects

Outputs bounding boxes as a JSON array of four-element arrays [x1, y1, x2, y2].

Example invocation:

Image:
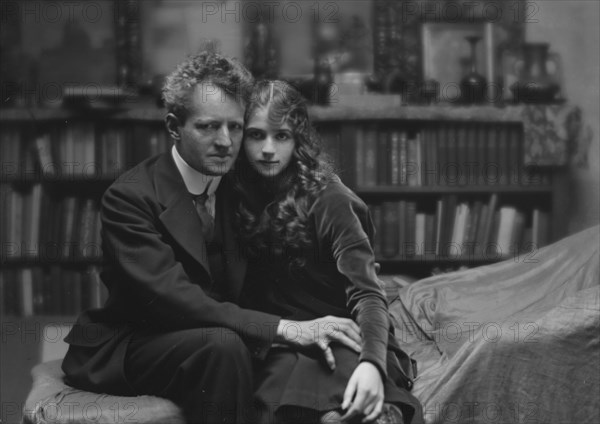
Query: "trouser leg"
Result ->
[[125, 327, 254, 424]]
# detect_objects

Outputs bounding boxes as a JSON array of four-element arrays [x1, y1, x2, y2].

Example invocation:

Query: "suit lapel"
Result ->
[[216, 177, 247, 299], [154, 154, 211, 274]]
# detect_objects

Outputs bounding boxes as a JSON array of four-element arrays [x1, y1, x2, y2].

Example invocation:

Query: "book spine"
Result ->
[[377, 128, 390, 185], [399, 131, 408, 186], [407, 136, 418, 187], [415, 213, 426, 257], [405, 201, 417, 257], [364, 126, 377, 187], [389, 131, 400, 185]]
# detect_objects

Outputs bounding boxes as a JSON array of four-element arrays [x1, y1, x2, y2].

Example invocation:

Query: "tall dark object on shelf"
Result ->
[[0, 0, 27, 107], [245, 22, 279, 80], [461, 36, 487, 104], [370, 0, 420, 99], [115, 0, 141, 88]]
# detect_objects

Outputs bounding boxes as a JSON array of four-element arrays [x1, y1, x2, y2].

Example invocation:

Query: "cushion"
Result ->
[[22, 360, 185, 424]]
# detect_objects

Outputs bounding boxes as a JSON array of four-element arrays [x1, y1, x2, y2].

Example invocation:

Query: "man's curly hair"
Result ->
[[162, 51, 254, 121], [234, 80, 333, 267]]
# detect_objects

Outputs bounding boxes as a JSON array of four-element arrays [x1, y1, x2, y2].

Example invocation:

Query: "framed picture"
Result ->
[[139, 1, 243, 84], [422, 21, 495, 102], [371, 0, 524, 103], [270, 1, 373, 78]]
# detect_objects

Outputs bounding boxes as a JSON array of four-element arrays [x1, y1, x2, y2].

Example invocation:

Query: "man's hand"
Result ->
[[275, 316, 362, 370], [340, 362, 384, 423]]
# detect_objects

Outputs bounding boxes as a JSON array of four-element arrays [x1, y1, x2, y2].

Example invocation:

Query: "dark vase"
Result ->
[[245, 23, 279, 80], [460, 36, 487, 104], [312, 58, 333, 106]]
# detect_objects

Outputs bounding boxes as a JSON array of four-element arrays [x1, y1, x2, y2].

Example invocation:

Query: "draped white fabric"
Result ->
[[390, 226, 600, 424]]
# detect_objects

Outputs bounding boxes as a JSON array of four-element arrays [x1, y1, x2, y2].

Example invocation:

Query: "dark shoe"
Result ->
[[320, 410, 343, 423], [376, 404, 404, 424], [320, 404, 404, 424]]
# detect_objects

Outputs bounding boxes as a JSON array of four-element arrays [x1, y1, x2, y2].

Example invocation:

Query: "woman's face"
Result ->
[[244, 106, 296, 178]]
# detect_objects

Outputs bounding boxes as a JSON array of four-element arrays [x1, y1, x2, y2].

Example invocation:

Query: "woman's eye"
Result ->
[[247, 130, 264, 140], [275, 132, 291, 141]]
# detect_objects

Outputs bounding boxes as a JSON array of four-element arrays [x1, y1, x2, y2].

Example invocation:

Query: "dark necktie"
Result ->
[[192, 186, 214, 242]]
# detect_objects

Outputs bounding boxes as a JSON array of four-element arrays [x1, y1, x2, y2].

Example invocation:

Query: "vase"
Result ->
[[245, 23, 279, 80], [510, 43, 562, 103], [313, 57, 333, 105], [460, 36, 487, 104]]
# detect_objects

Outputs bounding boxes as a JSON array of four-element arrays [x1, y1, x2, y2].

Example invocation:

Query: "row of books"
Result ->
[[346, 123, 550, 188], [1, 123, 170, 180], [3, 122, 549, 187], [1, 184, 102, 260], [369, 194, 551, 259], [0, 266, 107, 316]]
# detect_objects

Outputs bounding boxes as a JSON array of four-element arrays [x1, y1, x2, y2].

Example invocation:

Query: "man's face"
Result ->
[[173, 83, 244, 176]]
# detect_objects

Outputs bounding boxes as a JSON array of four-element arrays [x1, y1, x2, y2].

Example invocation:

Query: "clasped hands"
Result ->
[[275, 316, 385, 423]]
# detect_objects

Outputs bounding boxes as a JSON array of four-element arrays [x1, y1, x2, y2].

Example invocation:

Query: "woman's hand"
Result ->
[[340, 362, 384, 423], [275, 316, 362, 370]]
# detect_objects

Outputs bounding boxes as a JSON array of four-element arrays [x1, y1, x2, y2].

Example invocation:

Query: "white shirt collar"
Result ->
[[171, 145, 221, 196]]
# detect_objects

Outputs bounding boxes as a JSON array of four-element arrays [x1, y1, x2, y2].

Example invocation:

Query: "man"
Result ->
[[62, 52, 362, 424]]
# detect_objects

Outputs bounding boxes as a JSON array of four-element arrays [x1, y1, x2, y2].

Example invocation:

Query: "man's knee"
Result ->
[[202, 327, 251, 362], [128, 327, 251, 368]]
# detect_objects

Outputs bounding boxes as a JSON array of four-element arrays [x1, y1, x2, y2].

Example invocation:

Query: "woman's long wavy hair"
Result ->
[[235, 80, 332, 266]]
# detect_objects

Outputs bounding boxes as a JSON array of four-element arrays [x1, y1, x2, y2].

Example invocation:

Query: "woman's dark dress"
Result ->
[[241, 176, 423, 424]]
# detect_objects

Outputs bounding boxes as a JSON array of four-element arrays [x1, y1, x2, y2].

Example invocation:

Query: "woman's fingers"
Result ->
[[340, 388, 368, 422], [341, 374, 357, 411], [363, 399, 384, 423], [361, 403, 375, 423]]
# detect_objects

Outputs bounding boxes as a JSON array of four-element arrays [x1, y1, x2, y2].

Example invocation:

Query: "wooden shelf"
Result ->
[[310, 102, 525, 123], [355, 185, 554, 195], [1, 257, 103, 266], [0, 314, 78, 320], [377, 254, 524, 263], [0, 108, 75, 121], [0, 103, 534, 124], [0, 175, 116, 184]]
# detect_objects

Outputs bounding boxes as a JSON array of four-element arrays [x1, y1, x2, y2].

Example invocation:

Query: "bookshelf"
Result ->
[[313, 101, 573, 277], [0, 110, 170, 318], [0, 101, 573, 315]]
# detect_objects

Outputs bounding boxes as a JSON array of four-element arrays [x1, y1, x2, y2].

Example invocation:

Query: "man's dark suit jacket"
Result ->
[[62, 152, 280, 394]]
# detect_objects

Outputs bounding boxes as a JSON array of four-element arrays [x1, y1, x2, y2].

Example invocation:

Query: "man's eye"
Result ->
[[197, 123, 219, 131], [230, 123, 243, 132]]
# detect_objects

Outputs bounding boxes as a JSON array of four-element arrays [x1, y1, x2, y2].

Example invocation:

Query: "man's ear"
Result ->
[[165, 113, 181, 142]]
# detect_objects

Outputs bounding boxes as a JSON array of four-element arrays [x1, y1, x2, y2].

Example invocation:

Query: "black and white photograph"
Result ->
[[1, 1, 599, 423]]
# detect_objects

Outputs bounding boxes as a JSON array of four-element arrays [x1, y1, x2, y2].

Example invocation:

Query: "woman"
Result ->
[[234, 81, 423, 424]]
